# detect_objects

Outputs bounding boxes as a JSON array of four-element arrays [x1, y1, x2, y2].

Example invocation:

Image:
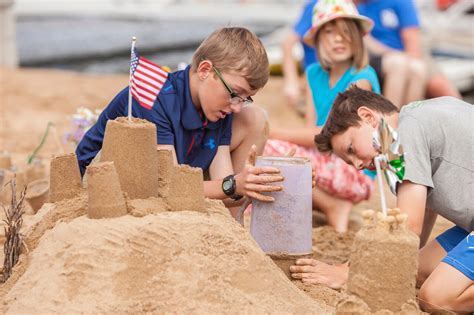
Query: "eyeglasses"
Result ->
[[212, 65, 253, 105]]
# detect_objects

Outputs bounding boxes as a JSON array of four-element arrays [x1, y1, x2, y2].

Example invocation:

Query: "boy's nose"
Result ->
[[230, 102, 242, 114]]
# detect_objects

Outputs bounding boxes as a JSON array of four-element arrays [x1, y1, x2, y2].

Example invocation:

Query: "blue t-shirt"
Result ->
[[293, 0, 318, 69], [357, 0, 420, 51], [307, 63, 381, 127], [76, 66, 232, 176]]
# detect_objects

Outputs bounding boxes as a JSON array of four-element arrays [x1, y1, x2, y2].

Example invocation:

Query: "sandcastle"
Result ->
[[100, 117, 159, 199], [342, 208, 419, 313], [88, 117, 204, 217], [49, 153, 82, 203], [86, 161, 127, 219]]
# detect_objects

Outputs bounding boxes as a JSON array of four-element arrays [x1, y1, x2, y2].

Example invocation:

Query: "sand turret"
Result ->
[[100, 117, 159, 199], [346, 208, 419, 313], [157, 148, 174, 198], [86, 161, 127, 219], [49, 153, 82, 203], [168, 165, 204, 212]]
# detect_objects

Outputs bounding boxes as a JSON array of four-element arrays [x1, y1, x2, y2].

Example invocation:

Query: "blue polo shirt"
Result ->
[[76, 66, 232, 176], [357, 0, 420, 51], [294, 0, 318, 69]]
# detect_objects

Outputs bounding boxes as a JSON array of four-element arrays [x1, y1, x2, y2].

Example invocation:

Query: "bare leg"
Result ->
[[290, 259, 349, 289], [381, 52, 409, 108], [230, 105, 269, 173], [228, 105, 268, 218], [312, 186, 352, 234], [418, 262, 474, 312], [426, 73, 462, 98], [417, 238, 447, 287], [404, 57, 428, 104]]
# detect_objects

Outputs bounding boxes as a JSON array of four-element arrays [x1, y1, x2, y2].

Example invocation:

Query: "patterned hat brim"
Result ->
[[303, 15, 374, 48]]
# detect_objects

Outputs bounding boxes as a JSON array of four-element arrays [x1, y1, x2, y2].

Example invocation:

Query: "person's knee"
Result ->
[[418, 282, 443, 311], [382, 53, 408, 75], [418, 281, 459, 311], [407, 58, 428, 81], [238, 105, 269, 137]]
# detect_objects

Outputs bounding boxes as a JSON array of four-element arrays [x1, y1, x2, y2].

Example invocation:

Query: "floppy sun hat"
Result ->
[[303, 0, 374, 47]]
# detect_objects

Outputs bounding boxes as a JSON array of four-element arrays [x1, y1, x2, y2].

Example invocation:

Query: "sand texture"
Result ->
[[347, 210, 419, 312], [167, 164, 205, 212], [49, 153, 82, 203], [24, 179, 49, 213], [100, 117, 159, 200], [1, 203, 331, 314], [86, 161, 127, 219]]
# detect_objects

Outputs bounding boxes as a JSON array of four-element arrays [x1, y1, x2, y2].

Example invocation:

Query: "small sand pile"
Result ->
[[1, 201, 331, 314]]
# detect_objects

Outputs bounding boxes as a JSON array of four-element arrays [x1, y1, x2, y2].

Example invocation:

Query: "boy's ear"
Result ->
[[197, 60, 212, 80], [357, 106, 378, 127]]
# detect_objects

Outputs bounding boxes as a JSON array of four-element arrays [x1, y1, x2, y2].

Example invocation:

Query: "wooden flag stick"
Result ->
[[128, 37, 137, 121], [374, 155, 387, 217]]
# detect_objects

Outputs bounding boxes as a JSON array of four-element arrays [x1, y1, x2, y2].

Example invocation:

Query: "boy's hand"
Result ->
[[235, 145, 284, 202]]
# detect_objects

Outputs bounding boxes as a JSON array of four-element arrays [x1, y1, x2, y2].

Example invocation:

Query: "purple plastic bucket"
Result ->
[[250, 156, 312, 255]]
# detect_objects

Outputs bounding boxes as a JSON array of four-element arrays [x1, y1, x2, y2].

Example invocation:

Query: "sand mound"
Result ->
[[2, 201, 331, 314]]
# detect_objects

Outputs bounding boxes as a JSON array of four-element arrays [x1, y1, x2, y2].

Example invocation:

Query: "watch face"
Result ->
[[223, 180, 232, 191]]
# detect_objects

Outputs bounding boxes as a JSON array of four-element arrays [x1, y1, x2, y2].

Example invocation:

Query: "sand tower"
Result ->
[[86, 161, 127, 219], [49, 153, 82, 203], [346, 208, 418, 312], [168, 165, 204, 211], [157, 148, 174, 198], [25, 179, 50, 213], [100, 117, 159, 199], [0, 150, 12, 170]]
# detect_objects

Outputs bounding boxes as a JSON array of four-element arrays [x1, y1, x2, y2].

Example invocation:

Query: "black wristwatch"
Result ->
[[222, 174, 243, 201]]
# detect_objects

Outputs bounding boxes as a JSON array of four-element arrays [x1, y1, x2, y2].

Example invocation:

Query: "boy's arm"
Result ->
[[401, 27, 423, 59], [207, 145, 283, 202], [364, 35, 394, 56], [397, 180, 428, 238], [206, 145, 235, 200]]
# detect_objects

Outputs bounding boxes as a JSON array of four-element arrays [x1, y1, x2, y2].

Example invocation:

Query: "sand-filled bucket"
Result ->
[[86, 161, 127, 219], [250, 156, 313, 256], [25, 179, 50, 213], [49, 153, 82, 203], [101, 117, 159, 200]]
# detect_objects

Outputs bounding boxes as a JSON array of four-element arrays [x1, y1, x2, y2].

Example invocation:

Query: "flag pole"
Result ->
[[128, 36, 137, 121], [374, 155, 388, 217]]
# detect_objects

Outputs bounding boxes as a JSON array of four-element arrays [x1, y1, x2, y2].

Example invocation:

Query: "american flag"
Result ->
[[130, 48, 168, 109]]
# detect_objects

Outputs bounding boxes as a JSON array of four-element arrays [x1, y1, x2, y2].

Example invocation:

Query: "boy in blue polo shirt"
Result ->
[[76, 27, 284, 214]]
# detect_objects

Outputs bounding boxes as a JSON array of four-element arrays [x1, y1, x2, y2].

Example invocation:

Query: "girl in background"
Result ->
[[265, 0, 380, 233]]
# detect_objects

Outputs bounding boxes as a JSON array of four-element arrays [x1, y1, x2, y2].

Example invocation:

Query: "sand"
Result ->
[[0, 67, 456, 314], [1, 199, 331, 314], [101, 117, 159, 199]]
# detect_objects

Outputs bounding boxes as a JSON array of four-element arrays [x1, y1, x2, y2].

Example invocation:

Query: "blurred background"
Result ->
[[1, 0, 472, 88]]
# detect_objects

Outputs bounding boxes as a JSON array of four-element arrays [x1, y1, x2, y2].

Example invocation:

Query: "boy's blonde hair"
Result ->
[[191, 27, 269, 90], [314, 18, 368, 71]]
